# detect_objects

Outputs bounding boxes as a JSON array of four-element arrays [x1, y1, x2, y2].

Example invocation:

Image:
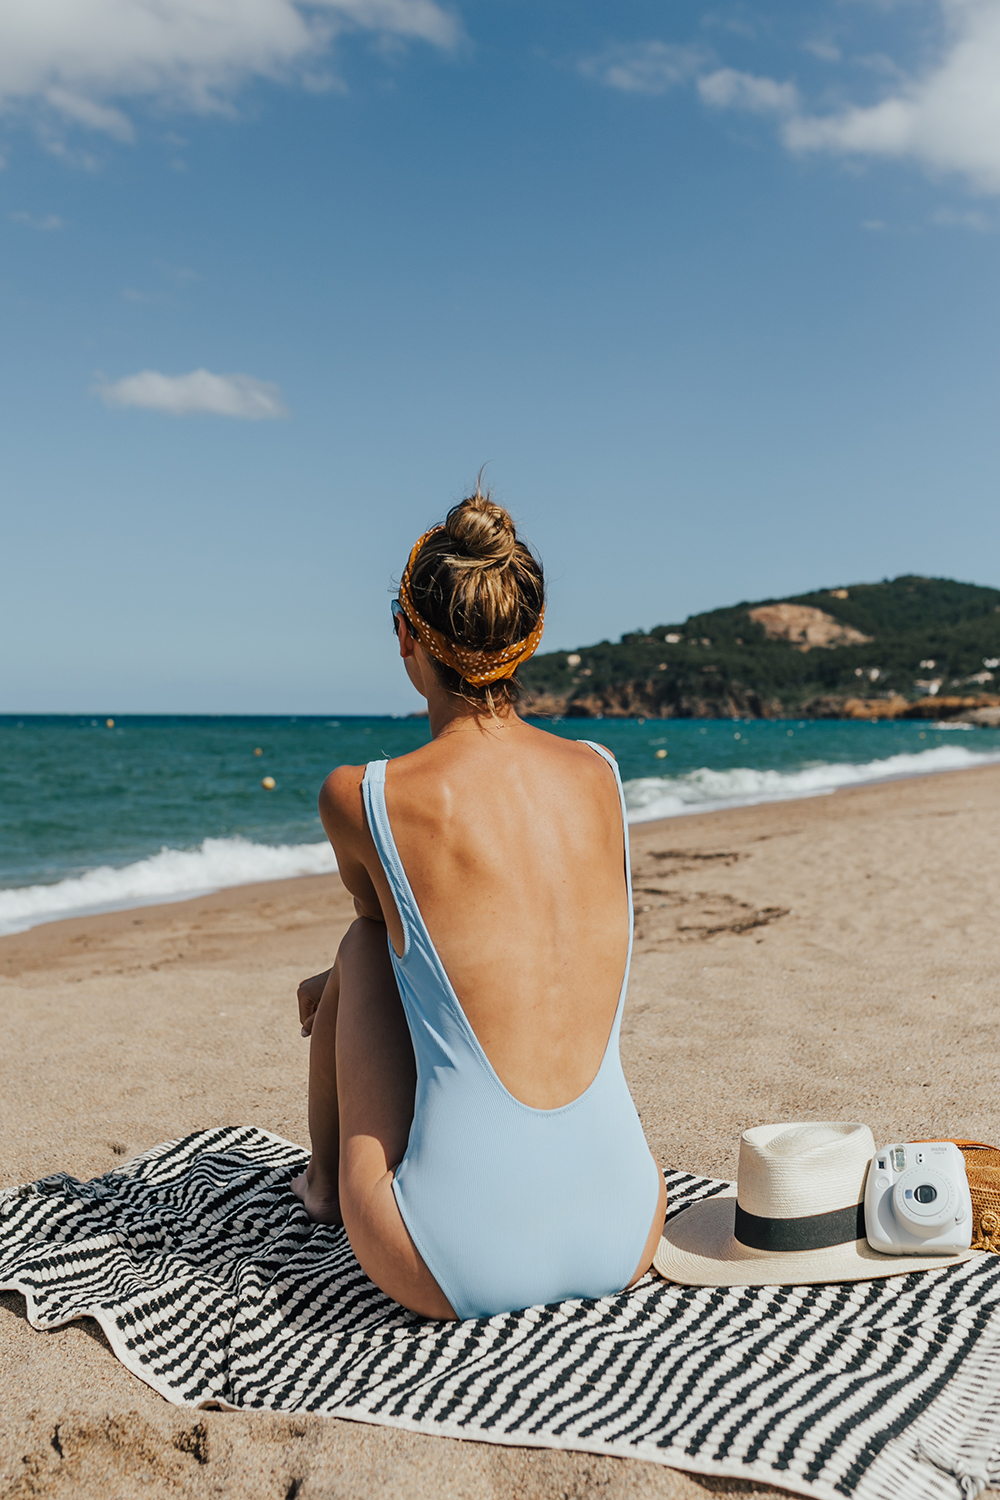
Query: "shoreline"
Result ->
[[626, 743, 1000, 818], [5, 737, 1000, 940], [3, 763, 1000, 1498]]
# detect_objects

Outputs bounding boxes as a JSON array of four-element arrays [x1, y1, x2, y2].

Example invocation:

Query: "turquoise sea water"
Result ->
[[2, 713, 999, 933]]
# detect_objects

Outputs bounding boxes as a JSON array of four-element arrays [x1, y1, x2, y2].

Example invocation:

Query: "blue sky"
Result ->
[[3, 0, 1000, 714]]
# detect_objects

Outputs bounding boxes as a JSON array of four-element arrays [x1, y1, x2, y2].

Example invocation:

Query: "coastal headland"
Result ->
[[3, 763, 1000, 1499], [521, 574, 1000, 722]]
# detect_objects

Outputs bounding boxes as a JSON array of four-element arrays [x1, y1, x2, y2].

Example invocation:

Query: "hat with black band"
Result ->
[[653, 1121, 982, 1287]]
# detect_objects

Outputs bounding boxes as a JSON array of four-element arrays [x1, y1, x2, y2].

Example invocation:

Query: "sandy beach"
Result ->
[[2, 762, 999, 1499]]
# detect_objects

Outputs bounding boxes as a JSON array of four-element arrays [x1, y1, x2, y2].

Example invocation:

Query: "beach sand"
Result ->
[[2, 762, 999, 1499]]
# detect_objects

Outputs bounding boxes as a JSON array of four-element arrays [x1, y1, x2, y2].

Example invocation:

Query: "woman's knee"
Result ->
[[338, 915, 390, 969]]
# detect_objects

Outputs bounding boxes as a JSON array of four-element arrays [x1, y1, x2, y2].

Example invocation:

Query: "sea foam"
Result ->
[[3, 743, 998, 935], [623, 742, 1000, 823], [0, 837, 338, 936]]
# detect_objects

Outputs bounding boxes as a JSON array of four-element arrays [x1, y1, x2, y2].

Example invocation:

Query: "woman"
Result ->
[[292, 488, 667, 1320]]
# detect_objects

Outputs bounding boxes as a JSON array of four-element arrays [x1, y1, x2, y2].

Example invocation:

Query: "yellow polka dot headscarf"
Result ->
[[397, 527, 545, 687]]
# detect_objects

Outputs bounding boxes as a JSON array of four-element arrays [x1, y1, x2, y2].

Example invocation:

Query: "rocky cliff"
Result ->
[[518, 575, 1000, 721]]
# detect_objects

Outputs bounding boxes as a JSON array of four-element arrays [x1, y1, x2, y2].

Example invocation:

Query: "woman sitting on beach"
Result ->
[[292, 488, 667, 1320]]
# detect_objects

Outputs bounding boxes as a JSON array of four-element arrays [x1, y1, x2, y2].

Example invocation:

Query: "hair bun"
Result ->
[[444, 488, 518, 569], [404, 479, 545, 704]]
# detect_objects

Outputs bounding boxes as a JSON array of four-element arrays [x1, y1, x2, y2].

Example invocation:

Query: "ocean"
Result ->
[[2, 713, 999, 935]]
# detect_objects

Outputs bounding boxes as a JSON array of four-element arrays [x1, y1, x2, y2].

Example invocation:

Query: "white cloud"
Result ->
[[579, 41, 705, 96], [44, 88, 134, 140], [10, 208, 63, 228], [41, 137, 100, 170], [698, 68, 799, 115], [802, 40, 842, 63], [703, 1, 1000, 195], [0, 0, 460, 138], [9, 209, 64, 229], [97, 368, 289, 419]]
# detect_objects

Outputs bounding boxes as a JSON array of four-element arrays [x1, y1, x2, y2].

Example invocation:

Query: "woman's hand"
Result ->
[[297, 967, 334, 1038]]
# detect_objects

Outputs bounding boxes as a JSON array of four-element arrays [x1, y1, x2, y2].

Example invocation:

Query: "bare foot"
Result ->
[[291, 1169, 344, 1226]]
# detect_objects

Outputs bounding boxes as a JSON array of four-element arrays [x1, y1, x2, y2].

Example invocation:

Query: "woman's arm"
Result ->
[[319, 765, 385, 923], [296, 765, 387, 1037]]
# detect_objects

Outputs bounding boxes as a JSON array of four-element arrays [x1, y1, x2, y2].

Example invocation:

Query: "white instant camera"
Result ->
[[865, 1141, 973, 1255]]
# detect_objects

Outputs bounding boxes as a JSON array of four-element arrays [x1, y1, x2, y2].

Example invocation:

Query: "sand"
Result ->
[[3, 762, 1000, 1499]]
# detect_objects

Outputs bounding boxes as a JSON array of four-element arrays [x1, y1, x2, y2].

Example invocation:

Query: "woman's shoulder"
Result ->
[[573, 738, 615, 760], [318, 762, 370, 840], [319, 747, 430, 826]]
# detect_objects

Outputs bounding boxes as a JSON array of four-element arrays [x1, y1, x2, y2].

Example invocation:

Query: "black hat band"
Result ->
[[734, 1200, 867, 1253]]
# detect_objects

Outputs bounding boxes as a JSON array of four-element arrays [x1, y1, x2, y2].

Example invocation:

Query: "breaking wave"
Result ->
[[3, 744, 998, 934], [623, 742, 1000, 823], [0, 837, 338, 936]]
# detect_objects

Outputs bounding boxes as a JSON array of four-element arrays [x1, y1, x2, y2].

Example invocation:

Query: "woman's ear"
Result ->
[[396, 616, 417, 660], [397, 618, 432, 701]]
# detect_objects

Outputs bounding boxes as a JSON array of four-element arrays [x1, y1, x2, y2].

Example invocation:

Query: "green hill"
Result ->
[[520, 575, 1000, 719]]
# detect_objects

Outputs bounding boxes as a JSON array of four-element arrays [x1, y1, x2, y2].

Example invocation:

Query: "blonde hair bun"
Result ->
[[444, 490, 518, 570], [403, 478, 545, 706]]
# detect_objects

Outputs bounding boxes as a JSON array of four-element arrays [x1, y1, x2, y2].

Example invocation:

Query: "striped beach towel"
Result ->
[[2, 1126, 999, 1500]]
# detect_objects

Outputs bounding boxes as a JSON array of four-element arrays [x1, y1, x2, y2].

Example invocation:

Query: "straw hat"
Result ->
[[654, 1122, 983, 1287]]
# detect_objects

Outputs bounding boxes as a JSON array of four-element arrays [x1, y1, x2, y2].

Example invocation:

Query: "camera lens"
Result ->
[[892, 1164, 959, 1237]]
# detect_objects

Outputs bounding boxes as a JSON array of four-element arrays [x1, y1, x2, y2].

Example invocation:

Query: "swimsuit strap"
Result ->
[[361, 758, 416, 957]]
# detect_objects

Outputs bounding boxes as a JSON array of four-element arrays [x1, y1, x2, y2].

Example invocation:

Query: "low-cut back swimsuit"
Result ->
[[361, 741, 661, 1320]]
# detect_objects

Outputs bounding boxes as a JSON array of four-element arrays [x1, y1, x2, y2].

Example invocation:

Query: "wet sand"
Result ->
[[2, 763, 1000, 1499]]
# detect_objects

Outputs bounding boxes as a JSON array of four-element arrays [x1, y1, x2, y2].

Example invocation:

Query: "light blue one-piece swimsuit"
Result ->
[[361, 742, 661, 1320]]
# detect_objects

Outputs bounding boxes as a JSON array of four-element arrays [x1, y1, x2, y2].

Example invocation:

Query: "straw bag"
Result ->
[[950, 1141, 1000, 1253]]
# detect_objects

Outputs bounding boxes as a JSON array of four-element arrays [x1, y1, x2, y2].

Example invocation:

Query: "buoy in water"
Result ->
[[261, 776, 276, 790], [254, 747, 263, 756], [655, 748, 668, 759], [106, 718, 115, 728]]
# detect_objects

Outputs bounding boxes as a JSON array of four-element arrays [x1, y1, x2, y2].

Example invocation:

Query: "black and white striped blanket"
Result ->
[[3, 1127, 999, 1500]]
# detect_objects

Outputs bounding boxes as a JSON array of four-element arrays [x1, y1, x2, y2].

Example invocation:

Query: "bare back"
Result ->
[[325, 719, 629, 1110]]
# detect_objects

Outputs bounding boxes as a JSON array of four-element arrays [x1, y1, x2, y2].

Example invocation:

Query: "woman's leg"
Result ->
[[291, 952, 345, 1223], [627, 1161, 668, 1287], [294, 917, 455, 1319]]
